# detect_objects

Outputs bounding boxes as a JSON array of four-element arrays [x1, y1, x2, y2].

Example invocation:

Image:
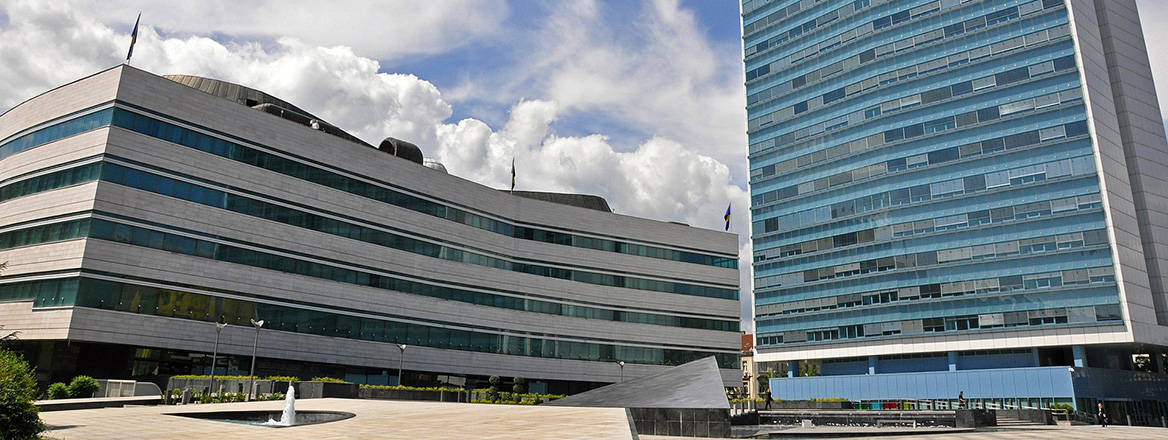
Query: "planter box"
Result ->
[[359, 388, 467, 402], [293, 381, 359, 399], [166, 378, 272, 395]]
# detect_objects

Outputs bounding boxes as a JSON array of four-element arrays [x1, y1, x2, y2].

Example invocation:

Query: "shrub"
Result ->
[[1050, 403, 1075, 411], [487, 375, 501, 402], [360, 384, 463, 392], [0, 348, 45, 440], [171, 374, 257, 381], [310, 377, 347, 383], [46, 382, 70, 400], [258, 392, 285, 401], [265, 376, 300, 382], [512, 376, 526, 394], [67, 375, 100, 398]]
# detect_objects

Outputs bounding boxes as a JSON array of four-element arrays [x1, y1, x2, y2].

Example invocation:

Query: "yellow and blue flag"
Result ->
[[126, 13, 140, 62], [723, 203, 731, 231]]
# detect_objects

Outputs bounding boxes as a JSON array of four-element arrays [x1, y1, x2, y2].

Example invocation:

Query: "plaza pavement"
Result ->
[[39, 398, 635, 439], [39, 399, 1168, 439]]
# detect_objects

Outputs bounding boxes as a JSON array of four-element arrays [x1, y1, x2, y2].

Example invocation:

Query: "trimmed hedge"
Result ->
[[67, 375, 100, 398], [361, 384, 463, 393]]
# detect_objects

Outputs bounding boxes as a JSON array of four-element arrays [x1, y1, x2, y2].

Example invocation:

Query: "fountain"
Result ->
[[263, 382, 296, 426], [168, 381, 353, 428]]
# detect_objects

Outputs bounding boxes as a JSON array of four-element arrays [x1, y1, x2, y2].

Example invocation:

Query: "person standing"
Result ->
[[958, 391, 966, 409], [1097, 402, 1107, 427], [764, 389, 773, 410]]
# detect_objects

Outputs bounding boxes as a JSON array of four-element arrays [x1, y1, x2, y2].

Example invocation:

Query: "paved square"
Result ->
[[40, 399, 635, 440]]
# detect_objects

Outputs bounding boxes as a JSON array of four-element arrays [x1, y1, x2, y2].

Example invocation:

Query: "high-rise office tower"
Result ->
[[745, 0, 1168, 417]]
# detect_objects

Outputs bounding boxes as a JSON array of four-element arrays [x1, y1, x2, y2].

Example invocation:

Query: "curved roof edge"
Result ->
[[163, 74, 370, 147], [508, 191, 613, 212]]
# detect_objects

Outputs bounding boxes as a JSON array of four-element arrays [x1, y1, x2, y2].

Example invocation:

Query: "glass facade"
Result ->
[[745, 0, 1119, 347], [0, 106, 737, 270], [0, 276, 737, 368], [0, 215, 736, 331]]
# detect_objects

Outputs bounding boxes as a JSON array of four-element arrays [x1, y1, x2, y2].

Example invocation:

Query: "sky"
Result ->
[[1, 0, 1167, 332]]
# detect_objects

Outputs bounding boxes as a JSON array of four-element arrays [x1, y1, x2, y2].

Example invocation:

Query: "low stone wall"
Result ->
[[359, 387, 468, 402], [956, 409, 996, 427], [768, 400, 854, 410], [995, 408, 1054, 425], [272, 381, 358, 399], [167, 378, 274, 395], [761, 410, 956, 427], [626, 408, 731, 438], [36, 395, 162, 412]]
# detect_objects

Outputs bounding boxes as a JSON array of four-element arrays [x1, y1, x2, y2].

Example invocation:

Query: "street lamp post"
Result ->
[[618, 361, 626, 382], [396, 344, 407, 386], [248, 319, 264, 400], [209, 322, 227, 395]]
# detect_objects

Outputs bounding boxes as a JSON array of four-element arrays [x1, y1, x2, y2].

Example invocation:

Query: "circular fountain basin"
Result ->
[[168, 410, 355, 428]]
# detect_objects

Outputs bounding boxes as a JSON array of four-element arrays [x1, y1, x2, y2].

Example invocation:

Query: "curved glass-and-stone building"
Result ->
[[0, 65, 741, 393]]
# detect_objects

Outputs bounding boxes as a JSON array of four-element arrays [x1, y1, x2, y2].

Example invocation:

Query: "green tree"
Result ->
[[512, 376, 526, 394], [0, 348, 45, 439], [67, 375, 100, 398]]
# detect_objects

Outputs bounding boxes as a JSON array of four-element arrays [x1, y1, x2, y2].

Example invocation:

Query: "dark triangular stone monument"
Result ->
[[545, 356, 729, 409]]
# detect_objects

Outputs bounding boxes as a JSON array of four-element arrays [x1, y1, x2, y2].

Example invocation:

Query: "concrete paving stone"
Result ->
[[40, 398, 635, 440]]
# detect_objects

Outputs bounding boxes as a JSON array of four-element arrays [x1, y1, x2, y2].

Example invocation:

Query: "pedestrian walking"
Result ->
[[1098, 402, 1108, 427], [765, 390, 772, 410], [958, 391, 966, 409]]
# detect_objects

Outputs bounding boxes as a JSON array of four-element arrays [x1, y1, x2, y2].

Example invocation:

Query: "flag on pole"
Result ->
[[510, 158, 516, 192], [125, 12, 141, 63], [724, 203, 732, 231]]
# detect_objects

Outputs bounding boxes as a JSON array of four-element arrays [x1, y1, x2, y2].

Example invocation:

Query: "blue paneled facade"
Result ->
[[745, 0, 1119, 350]]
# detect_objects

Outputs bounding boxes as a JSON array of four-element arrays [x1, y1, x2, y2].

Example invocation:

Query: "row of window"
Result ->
[[758, 304, 1122, 346], [0, 161, 102, 203], [749, 9, 1066, 117], [750, 44, 1074, 168], [754, 191, 1102, 265], [0, 108, 113, 162], [756, 89, 1074, 189], [757, 265, 1116, 317], [759, 226, 1109, 288], [745, 0, 951, 81], [751, 94, 1083, 207], [0, 106, 735, 268], [745, 0, 879, 57], [0, 216, 737, 329], [0, 276, 738, 368], [94, 160, 736, 299], [746, 0, 1056, 91], [749, 44, 1075, 144], [752, 52, 1076, 166], [744, 0, 873, 39], [753, 145, 1096, 237], [111, 109, 738, 268]]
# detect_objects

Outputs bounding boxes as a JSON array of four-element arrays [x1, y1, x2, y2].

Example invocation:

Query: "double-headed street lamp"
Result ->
[[248, 319, 264, 400], [618, 361, 626, 382], [209, 322, 227, 394], [396, 343, 407, 386]]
